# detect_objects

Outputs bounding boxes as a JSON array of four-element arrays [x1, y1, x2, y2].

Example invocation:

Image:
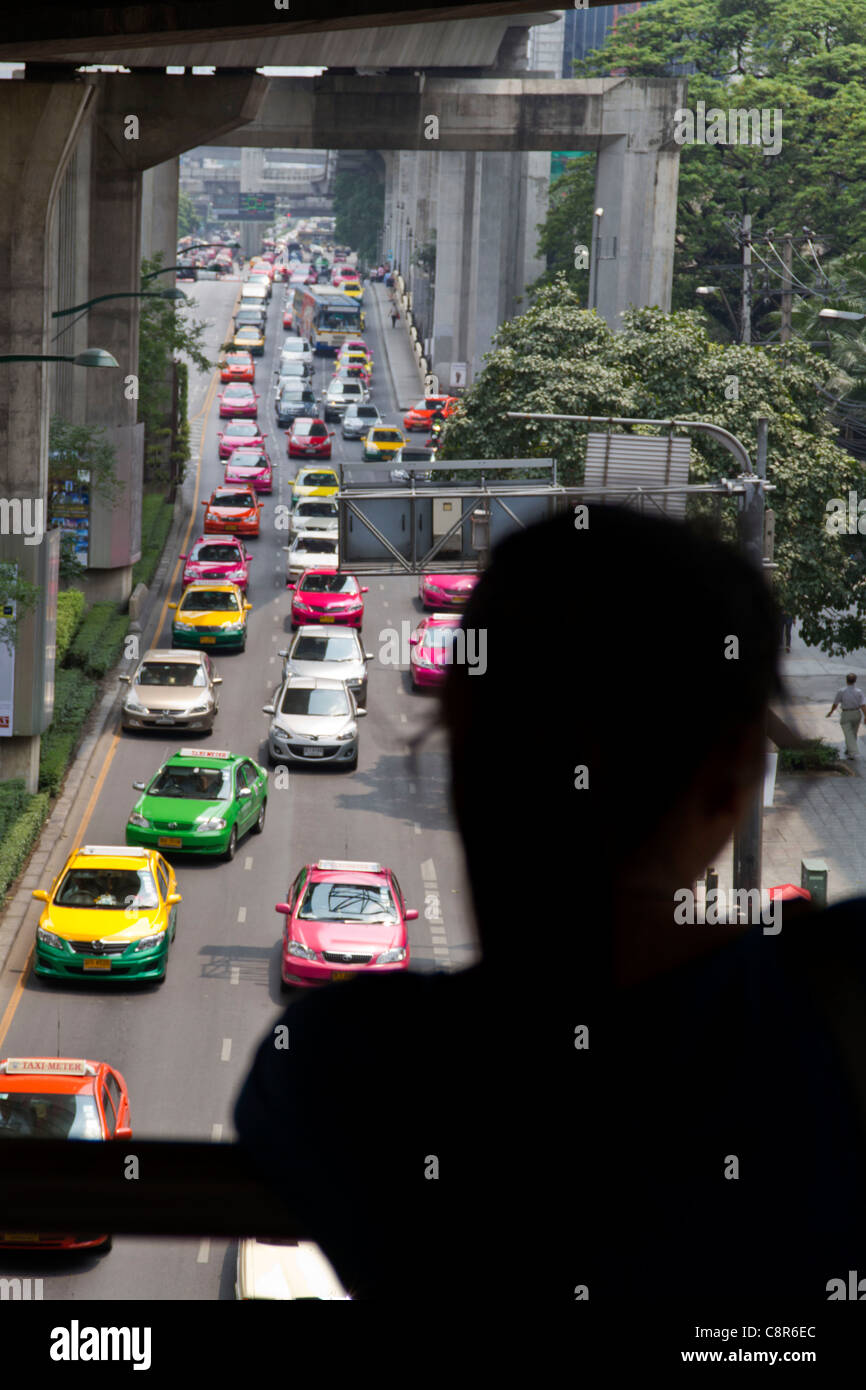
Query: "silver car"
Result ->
[[262, 675, 365, 769], [279, 626, 373, 707], [341, 402, 382, 440], [286, 532, 339, 581], [322, 378, 368, 422], [119, 649, 222, 732], [289, 499, 339, 538]]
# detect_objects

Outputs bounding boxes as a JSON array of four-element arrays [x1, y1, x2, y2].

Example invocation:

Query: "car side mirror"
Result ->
[[239, 787, 252, 798], [262, 704, 275, 715], [114, 1125, 133, 1141], [405, 909, 419, 922], [275, 902, 292, 916], [132, 781, 147, 791], [278, 649, 289, 658], [356, 708, 368, 717], [244, 602, 252, 610], [118, 673, 131, 682], [31, 889, 49, 902], [364, 652, 374, 660], [167, 893, 182, 906], [213, 676, 223, 685], [179, 553, 187, 561], [287, 583, 295, 590], [361, 586, 369, 594], [409, 635, 419, 645], [168, 602, 177, 610]]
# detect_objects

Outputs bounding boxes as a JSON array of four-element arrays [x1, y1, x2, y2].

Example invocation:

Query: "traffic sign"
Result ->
[[450, 362, 467, 390]]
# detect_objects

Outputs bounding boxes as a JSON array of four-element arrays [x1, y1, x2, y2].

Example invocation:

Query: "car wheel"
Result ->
[[345, 754, 358, 772], [223, 826, 238, 862], [98, 1235, 113, 1254], [252, 799, 266, 834]]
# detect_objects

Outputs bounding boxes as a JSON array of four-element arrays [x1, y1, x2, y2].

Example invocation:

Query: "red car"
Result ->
[[403, 396, 459, 432], [283, 304, 294, 330], [225, 446, 273, 493], [202, 487, 262, 538], [410, 613, 463, 689], [180, 535, 252, 590], [220, 352, 255, 384], [218, 418, 266, 460], [289, 569, 369, 628], [277, 859, 417, 989], [287, 418, 335, 460], [0, 1055, 131, 1252], [419, 572, 479, 610], [219, 383, 259, 419]]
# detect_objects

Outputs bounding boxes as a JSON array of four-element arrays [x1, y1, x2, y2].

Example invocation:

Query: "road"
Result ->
[[0, 268, 478, 1299]]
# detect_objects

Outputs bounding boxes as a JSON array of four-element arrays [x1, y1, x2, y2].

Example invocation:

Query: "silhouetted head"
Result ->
[[441, 506, 783, 980], [847, 673, 857, 685]]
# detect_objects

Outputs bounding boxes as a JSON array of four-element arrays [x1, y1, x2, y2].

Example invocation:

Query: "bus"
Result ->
[[292, 285, 364, 353]]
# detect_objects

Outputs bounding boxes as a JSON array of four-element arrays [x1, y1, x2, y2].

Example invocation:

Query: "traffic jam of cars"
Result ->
[[1, 227, 479, 1299]]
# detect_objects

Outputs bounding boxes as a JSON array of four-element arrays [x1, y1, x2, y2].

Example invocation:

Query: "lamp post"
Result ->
[[696, 285, 741, 341], [0, 349, 119, 367], [51, 289, 188, 343]]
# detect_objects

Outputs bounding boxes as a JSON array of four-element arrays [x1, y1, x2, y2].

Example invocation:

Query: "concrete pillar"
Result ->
[[141, 157, 180, 276], [431, 151, 479, 391], [0, 77, 96, 788]]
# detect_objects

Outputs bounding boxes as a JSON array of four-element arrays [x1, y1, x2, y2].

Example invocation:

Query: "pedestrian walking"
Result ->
[[390, 308, 399, 328], [781, 612, 793, 651], [827, 672, 866, 757]]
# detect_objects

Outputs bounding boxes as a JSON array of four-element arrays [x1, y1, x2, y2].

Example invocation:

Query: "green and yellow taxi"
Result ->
[[291, 466, 340, 507], [363, 426, 406, 460], [169, 581, 252, 651], [32, 845, 181, 983], [233, 323, 265, 356], [126, 748, 268, 861]]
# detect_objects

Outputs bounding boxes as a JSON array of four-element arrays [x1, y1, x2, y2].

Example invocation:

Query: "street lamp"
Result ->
[[818, 308, 866, 321], [0, 349, 119, 366], [696, 285, 740, 340], [51, 288, 189, 342]]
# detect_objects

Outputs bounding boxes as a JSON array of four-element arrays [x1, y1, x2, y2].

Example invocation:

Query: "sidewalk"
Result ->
[[367, 281, 425, 412], [714, 621, 866, 903]]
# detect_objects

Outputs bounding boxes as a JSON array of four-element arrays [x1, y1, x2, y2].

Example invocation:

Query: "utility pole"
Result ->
[[780, 233, 793, 343], [731, 415, 769, 905], [741, 213, 752, 345]]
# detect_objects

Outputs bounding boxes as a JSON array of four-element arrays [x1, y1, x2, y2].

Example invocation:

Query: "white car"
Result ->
[[286, 531, 339, 580], [289, 499, 339, 538], [279, 338, 313, 370], [322, 378, 368, 421], [262, 674, 365, 768], [235, 1238, 350, 1300]]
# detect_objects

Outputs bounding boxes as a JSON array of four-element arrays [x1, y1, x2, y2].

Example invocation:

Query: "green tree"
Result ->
[[49, 417, 121, 505], [177, 189, 199, 240], [440, 274, 865, 653], [532, 155, 596, 296], [332, 171, 384, 265], [138, 253, 211, 488], [0, 564, 40, 652], [537, 0, 866, 340]]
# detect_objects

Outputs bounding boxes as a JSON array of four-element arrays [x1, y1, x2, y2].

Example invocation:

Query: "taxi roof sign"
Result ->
[[1, 1059, 95, 1076], [80, 845, 148, 857], [316, 859, 383, 874], [177, 748, 233, 760]]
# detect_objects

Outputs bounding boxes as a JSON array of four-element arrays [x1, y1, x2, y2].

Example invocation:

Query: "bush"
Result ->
[[779, 739, 842, 772], [39, 669, 98, 795], [0, 778, 28, 841], [132, 493, 174, 590], [0, 791, 51, 908], [55, 589, 86, 665], [67, 602, 128, 678]]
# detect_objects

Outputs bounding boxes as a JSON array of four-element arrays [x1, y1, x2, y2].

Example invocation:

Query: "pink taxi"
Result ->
[[180, 536, 252, 591], [288, 569, 369, 629], [224, 446, 273, 493], [218, 418, 266, 460], [409, 613, 463, 689], [419, 572, 479, 611], [218, 383, 259, 419]]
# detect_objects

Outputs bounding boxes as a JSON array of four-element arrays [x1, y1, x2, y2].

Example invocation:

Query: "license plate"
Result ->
[[303, 747, 325, 757], [320, 616, 335, 623], [331, 971, 354, 981], [155, 715, 175, 724], [158, 836, 183, 848], [3, 1233, 40, 1242], [83, 958, 111, 972], [200, 636, 216, 644]]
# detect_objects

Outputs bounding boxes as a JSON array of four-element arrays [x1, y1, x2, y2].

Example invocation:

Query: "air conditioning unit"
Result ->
[[431, 497, 462, 555]]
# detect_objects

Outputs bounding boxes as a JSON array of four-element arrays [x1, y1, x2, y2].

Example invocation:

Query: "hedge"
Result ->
[[67, 602, 129, 678], [779, 739, 841, 772], [55, 589, 86, 665], [132, 493, 174, 590], [39, 668, 98, 796], [0, 778, 28, 842], [0, 791, 51, 908]]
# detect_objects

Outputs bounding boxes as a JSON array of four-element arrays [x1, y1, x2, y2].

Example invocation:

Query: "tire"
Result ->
[[345, 754, 358, 772], [98, 1235, 113, 1254], [223, 826, 238, 862], [252, 799, 266, 834]]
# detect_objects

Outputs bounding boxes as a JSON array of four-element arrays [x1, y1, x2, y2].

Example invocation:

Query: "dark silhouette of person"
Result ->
[[234, 505, 866, 1301]]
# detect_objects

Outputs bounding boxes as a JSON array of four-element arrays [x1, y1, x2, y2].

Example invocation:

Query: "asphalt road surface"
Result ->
[[0, 271, 479, 1299]]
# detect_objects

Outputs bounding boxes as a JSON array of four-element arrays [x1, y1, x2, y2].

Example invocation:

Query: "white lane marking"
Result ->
[[197, 1240, 211, 1264], [237, 906, 246, 923], [383, 601, 389, 608], [244, 856, 253, 870], [400, 713, 407, 723], [273, 614, 280, 622], [414, 822, 422, 835], [270, 655, 275, 664], [212, 1123, 223, 1142], [420, 858, 437, 885], [379, 584, 385, 590], [221, 1038, 232, 1062], [230, 966, 240, 985]]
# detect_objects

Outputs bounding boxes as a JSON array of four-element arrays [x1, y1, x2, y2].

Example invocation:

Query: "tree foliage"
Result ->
[[138, 253, 211, 487], [333, 170, 384, 265], [439, 275, 865, 653]]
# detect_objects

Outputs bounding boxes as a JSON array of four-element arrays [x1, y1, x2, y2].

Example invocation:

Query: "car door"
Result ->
[[235, 762, 258, 833], [101, 1079, 118, 1137], [155, 856, 176, 943], [106, 1069, 130, 1132]]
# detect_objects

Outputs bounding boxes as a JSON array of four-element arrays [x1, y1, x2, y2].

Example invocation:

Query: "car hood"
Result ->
[[129, 685, 212, 710], [290, 517, 338, 533], [292, 918, 403, 954], [226, 463, 270, 480], [292, 592, 359, 612], [287, 657, 366, 684], [238, 1239, 346, 1301], [136, 793, 227, 822], [208, 505, 256, 518], [175, 609, 244, 628], [44, 907, 162, 943], [185, 561, 247, 580], [222, 436, 263, 450], [424, 574, 478, 595], [271, 713, 356, 737]]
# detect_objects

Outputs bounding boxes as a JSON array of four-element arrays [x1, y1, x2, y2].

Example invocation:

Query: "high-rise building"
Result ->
[[562, 2, 647, 75]]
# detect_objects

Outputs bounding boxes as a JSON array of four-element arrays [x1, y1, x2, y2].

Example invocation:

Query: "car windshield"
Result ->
[[296, 538, 337, 555], [281, 385, 311, 400], [213, 493, 255, 509], [224, 386, 252, 397], [226, 354, 248, 365], [420, 627, 459, 654], [297, 881, 398, 924], [192, 545, 243, 562], [279, 362, 306, 375], [180, 589, 241, 612], [55, 867, 159, 909], [280, 688, 350, 718], [228, 452, 266, 466], [137, 662, 206, 687], [291, 635, 358, 663], [225, 422, 257, 436], [149, 766, 231, 800], [299, 473, 336, 487], [0, 1093, 103, 1140], [282, 342, 305, 353], [300, 573, 355, 594], [373, 431, 403, 443]]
